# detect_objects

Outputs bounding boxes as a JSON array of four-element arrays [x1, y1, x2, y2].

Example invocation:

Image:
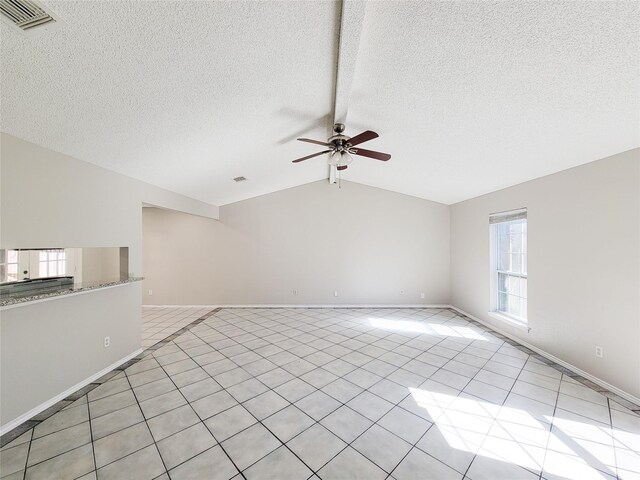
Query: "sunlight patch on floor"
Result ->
[[368, 317, 490, 341], [409, 387, 637, 479]]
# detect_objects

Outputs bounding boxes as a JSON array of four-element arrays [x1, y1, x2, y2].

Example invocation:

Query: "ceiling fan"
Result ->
[[292, 123, 391, 171]]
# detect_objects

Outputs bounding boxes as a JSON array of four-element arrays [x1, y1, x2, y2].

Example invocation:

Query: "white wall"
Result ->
[[450, 149, 640, 399], [1, 284, 141, 425], [0, 133, 218, 271], [0, 133, 218, 429], [143, 180, 451, 305], [81, 247, 121, 284]]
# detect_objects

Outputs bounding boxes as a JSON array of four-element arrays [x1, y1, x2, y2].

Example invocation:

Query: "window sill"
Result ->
[[488, 312, 531, 333]]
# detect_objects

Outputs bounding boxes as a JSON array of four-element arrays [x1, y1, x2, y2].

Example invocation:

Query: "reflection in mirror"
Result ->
[[0, 247, 129, 299]]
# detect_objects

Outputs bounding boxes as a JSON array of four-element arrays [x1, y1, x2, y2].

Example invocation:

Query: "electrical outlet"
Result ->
[[148, 290, 153, 296], [293, 289, 298, 296], [595, 346, 603, 358], [334, 290, 338, 297], [420, 293, 425, 299], [104, 336, 110, 348]]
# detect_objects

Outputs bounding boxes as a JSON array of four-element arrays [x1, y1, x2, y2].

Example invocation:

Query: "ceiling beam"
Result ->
[[331, 0, 367, 127], [328, 0, 367, 183]]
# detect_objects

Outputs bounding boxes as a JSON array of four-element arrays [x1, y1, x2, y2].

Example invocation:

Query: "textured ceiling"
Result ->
[[345, 1, 640, 203], [1, 1, 638, 206]]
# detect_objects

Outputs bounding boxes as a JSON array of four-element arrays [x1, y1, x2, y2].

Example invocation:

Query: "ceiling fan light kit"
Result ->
[[292, 123, 391, 174], [328, 150, 353, 167]]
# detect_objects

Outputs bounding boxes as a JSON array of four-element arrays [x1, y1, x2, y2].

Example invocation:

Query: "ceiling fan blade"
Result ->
[[337, 165, 348, 171], [292, 150, 332, 163], [297, 138, 331, 147], [350, 147, 391, 161], [347, 130, 378, 146]]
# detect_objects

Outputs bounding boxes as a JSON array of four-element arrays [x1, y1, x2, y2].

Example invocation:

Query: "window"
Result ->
[[490, 209, 527, 322], [39, 249, 66, 277], [1, 250, 19, 282]]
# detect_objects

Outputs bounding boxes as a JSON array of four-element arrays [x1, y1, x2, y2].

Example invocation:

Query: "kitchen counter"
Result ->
[[0, 277, 144, 309]]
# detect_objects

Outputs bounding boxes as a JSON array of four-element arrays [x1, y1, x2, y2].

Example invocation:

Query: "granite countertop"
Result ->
[[0, 277, 144, 307]]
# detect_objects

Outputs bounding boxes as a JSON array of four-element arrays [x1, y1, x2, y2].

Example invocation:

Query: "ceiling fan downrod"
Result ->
[[329, 123, 350, 149]]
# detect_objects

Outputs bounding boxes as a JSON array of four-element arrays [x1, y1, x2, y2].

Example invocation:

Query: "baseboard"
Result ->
[[0, 348, 143, 435], [221, 304, 452, 308], [449, 305, 640, 407], [142, 305, 219, 308], [142, 304, 451, 309]]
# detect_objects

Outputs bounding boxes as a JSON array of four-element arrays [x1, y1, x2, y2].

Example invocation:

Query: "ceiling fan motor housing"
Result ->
[[328, 134, 350, 149]]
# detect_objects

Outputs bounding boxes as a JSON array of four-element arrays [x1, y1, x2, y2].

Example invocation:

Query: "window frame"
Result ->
[[38, 249, 66, 278], [1, 250, 19, 282], [489, 209, 528, 329]]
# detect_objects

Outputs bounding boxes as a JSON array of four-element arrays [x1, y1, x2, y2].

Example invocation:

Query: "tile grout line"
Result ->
[[19, 429, 33, 480], [85, 398, 99, 479], [608, 397, 621, 480], [537, 372, 568, 480]]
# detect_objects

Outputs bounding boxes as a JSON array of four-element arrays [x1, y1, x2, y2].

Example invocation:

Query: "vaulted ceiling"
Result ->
[[1, 1, 638, 205]]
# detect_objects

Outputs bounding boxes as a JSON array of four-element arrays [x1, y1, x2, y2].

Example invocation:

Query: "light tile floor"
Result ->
[[142, 307, 213, 348], [2, 308, 639, 479]]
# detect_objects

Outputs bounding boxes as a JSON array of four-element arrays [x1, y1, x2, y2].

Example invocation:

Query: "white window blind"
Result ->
[[489, 208, 527, 224]]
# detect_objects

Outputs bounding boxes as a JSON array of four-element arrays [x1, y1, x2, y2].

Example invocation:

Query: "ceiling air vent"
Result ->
[[0, 0, 55, 31], [233, 176, 247, 182]]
